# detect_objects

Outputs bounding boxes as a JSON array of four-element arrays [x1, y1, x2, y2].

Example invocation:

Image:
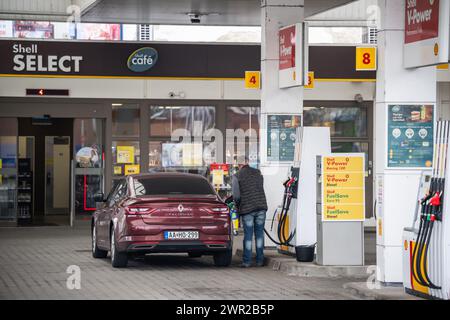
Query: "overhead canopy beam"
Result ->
[[0, 0, 359, 25]]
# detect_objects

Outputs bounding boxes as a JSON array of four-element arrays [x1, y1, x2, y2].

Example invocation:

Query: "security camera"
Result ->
[[188, 13, 201, 24], [354, 94, 364, 103]]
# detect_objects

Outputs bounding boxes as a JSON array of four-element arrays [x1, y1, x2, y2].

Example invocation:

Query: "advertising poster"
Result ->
[[403, 0, 450, 68], [13, 21, 54, 39], [279, 23, 304, 88], [0, 20, 13, 38], [77, 23, 121, 40], [116, 146, 135, 164], [267, 115, 301, 162], [387, 104, 434, 168], [124, 164, 140, 175], [322, 155, 365, 222]]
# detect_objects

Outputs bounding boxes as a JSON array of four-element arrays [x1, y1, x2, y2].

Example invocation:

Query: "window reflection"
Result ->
[[149, 106, 215, 136], [303, 107, 367, 138], [112, 104, 140, 137], [226, 107, 260, 165]]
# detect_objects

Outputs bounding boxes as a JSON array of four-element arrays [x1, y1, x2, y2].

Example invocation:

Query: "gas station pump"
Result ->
[[403, 120, 450, 299], [265, 127, 331, 258]]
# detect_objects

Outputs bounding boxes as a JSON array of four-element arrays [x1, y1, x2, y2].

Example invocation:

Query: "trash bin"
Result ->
[[295, 245, 315, 262]]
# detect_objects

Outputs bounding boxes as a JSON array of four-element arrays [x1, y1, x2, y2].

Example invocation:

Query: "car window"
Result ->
[[117, 179, 128, 200], [133, 176, 215, 196], [110, 180, 126, 206], [106, 183, 120, 207]]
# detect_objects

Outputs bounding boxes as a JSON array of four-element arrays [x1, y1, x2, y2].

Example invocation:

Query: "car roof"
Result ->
[[128, 172, 207, 180]]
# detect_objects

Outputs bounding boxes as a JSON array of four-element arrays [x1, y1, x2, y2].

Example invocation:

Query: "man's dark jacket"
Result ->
[[233, 165, 268, 215]]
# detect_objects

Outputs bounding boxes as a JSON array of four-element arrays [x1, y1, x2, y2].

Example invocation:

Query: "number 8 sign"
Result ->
[[355, 47, 377, 71]]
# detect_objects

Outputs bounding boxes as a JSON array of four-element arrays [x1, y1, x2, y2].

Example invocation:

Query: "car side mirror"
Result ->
[[94, 192, 105, 203]]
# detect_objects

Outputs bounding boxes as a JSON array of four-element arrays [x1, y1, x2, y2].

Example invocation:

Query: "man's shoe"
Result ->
[[256, 262, 265, 267], [240, 263, 251, 268]]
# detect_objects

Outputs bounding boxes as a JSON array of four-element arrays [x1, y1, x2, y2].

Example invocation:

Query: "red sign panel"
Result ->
[[279, 25, 296, 70], [405, 0, 440, 44], [210, 163, 229, 173]]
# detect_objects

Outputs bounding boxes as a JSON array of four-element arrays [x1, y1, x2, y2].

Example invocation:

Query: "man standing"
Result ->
[[232, 157, 268, 267]]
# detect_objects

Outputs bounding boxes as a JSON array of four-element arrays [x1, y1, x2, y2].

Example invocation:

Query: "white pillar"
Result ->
[[260, 0, 304, 240], [375, 0, 437, 283]]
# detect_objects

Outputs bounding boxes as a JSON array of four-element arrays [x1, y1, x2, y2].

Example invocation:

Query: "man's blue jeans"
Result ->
[[242, 210, 266, 265]]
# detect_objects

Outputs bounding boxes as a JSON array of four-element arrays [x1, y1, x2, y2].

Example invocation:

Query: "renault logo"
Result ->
[[178, 204, 184, 212]]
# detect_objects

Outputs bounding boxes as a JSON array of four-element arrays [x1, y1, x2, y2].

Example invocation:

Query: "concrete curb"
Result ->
[[343, 282, 421, 300], [236, 249, 372, 278]]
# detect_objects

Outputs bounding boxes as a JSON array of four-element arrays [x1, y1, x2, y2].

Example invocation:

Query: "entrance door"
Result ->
[[303, 102, 373, 218], [45, 136, 70, 215], [18, 118, 73, 225]]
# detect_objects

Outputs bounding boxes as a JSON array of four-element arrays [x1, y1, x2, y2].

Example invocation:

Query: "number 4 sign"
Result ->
[[245, 71, 261, 89], [355, 47, 377, 71]]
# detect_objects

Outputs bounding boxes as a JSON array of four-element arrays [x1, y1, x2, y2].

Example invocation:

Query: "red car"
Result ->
[[91, 173, 232, 268]]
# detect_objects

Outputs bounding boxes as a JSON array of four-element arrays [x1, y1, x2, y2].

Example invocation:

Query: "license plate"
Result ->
[[164, 231, 199, 240]]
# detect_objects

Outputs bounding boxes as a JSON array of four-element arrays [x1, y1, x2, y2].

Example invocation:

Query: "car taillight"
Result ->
[[125, 207, 155, 215], [211, 207, 229, 213]]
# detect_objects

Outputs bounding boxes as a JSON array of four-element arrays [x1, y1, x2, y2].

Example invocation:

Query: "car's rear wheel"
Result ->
[[111, 227, 128, 268], [188, 252, 202, 258], [92, 224, 108, 259], [213, 249, 232, 267]]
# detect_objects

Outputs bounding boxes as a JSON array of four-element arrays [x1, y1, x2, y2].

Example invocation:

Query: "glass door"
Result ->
[[74, 119, 105, 216], [0, 136, 17, 221], [303, 103, 373, 218], [45, 136, 71, 215]]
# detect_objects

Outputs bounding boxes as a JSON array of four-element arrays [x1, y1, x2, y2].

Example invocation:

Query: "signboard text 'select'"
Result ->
[[12, 43, 83, 73]]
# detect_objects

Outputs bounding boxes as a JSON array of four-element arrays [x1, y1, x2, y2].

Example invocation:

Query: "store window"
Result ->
[[112, 141, 140, 177], [303, 107, 367, 138], [112, 104, 140, 137], [74, 119, 104, 168], [149, 106, 215, 172], [225, 106, 260, 165], [74, 119, 104, 214], [150, 106, 215, 136]]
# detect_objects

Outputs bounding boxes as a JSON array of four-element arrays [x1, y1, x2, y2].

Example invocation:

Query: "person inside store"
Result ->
[[232, 156, 268, 268]]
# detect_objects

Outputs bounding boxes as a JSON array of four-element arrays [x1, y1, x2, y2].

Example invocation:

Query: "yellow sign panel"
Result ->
[[437, 63, 449, 70], [182, 143, 203, 167], [323, 172, 364, 189], [322, 154, 365, 222], [324, 188, 364, 205], [113, 166, 122, 175], [124, 164, 140, 175], [355, 47, 377, 71], [212, 169, 224, 186], [323, 156, 364, 173], [245, 71, 261, 89], [117, 146, 135, 164], [304, 71, 315, 89]]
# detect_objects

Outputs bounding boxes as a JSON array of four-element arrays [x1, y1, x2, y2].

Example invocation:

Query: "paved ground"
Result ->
[[0, 223, 371, 300]]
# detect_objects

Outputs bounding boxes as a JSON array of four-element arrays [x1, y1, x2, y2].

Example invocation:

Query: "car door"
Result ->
[[105, 179, 127, 247], [98, 183, 120, 247]]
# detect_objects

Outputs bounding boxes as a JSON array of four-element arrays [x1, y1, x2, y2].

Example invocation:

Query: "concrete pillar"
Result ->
[[375, 0, 437, 283], [260, 0, 304, 240]]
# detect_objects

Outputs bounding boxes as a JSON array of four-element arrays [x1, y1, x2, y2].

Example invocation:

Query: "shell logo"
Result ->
[[434, 43, 439, 56], [404, 240, 409, 251]]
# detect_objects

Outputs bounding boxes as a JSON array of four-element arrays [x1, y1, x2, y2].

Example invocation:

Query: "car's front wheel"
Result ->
[[92, 224, 108, 259], [110, 227, 128, 268], [213, 249, 232, 267]]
